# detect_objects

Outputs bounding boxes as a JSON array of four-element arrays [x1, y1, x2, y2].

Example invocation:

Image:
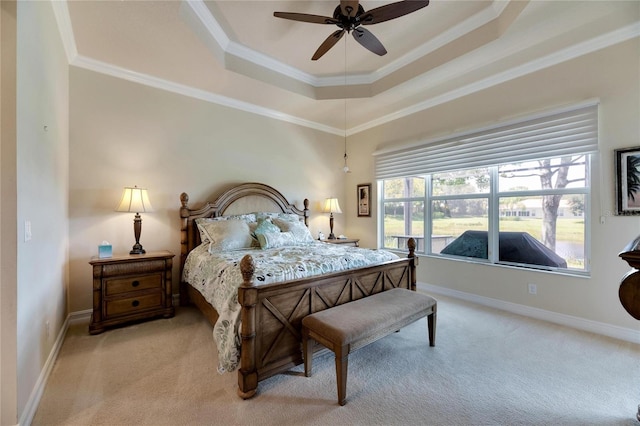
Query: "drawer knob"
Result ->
[[132, 300, 140, 307], [131, 280, 140, 287]]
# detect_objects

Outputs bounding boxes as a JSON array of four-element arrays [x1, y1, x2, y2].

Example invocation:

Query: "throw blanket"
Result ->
[[182, 241, 399, 373]]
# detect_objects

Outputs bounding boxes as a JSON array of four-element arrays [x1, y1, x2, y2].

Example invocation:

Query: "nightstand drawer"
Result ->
[[106, 273, 162, 296], [105, 293, 163, 317]]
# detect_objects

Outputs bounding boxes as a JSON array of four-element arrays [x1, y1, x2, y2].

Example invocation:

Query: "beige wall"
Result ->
[[349, 38, 640, 331], [14, 0, 69, 422], [68, 67, 347, 313], [0, 1, 18, 424], [68, 38, 640, 333]]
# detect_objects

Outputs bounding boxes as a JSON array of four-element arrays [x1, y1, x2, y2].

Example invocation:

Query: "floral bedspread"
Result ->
[[182, 241, 399, 373]]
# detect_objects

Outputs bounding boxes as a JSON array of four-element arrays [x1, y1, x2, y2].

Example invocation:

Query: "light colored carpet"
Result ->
[[32, 291, 640, 426]]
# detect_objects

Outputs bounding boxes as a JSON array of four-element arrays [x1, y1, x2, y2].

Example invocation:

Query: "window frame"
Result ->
[[378, 156, 591, 276]]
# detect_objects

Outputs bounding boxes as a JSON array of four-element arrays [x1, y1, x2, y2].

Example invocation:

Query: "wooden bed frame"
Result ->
[[179, 182, 416, 399]]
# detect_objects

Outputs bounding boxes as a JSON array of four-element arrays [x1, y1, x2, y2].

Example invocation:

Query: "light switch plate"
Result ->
[[24, 220, 32, 242]]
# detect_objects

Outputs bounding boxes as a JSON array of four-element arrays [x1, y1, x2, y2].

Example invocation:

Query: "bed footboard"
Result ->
[[237, 239, 417, 399]]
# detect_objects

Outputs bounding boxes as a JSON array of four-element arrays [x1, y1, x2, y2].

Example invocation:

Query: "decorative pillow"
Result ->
[[257, 231, 297, 249], [248, 222, 259, 247], [254, 212, 301, 222], [196, 220, 253, 253], [250, 218, 281, 248], [253, 218, 280, 235], [272, 218, 314, 243], [211, 213, 257, 223], [195, 214, 256, 242]]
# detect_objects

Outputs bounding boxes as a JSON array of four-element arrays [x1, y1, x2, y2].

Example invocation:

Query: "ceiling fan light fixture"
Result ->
[[273, 0, 430, 60]]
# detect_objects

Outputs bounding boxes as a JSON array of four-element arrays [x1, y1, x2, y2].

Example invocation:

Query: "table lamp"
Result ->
[[322, 198, 342, 240], [116, 185, 153, 254]]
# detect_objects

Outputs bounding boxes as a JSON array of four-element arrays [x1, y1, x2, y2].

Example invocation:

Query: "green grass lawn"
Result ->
[[384, 216, 584, 243], [384, 216, 585, 269]]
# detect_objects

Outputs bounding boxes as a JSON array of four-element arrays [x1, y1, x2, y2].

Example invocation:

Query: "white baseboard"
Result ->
[[18, 309, 85, 426], [68, 309, 92, 325], [19, 302, 177, 425], [418, 282, 640, 345]]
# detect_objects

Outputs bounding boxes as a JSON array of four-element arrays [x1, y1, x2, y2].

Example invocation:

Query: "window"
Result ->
[[431, 167, 490, 253], [380, 155, 589, 272], [382, 177, 425, 252], [375, 103, 597, 274], [497, 157, 588, 270]]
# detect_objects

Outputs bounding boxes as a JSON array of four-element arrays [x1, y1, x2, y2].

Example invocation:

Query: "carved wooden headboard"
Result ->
[[179, 182, 310, 277]]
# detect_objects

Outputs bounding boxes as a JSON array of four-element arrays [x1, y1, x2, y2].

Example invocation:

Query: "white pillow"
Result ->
[[272, 218, 314, 243], [195, 217, 216, 243], [196, 220, 253, 253], [254, 212, 301, 222], [195, 214, 257, 243], [222, 213, 255, 222]]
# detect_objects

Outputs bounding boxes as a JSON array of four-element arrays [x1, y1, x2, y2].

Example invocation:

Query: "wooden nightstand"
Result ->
[[89, 251, 175, 334], [323, 238, 360, 247]]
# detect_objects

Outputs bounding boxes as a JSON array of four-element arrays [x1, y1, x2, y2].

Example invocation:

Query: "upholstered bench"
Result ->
[[301, 287, 437, 405]]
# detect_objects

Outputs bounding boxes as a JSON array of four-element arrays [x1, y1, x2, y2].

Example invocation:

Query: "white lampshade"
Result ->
[[322, 198, 342, 214], [116, 186, 154, 213]]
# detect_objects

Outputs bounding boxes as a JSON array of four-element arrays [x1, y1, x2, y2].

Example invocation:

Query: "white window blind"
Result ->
[[374, 102, 599, 180]]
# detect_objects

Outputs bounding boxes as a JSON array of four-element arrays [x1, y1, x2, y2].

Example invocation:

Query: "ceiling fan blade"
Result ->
[[360, 0, 429, 25], [352, 28, 387, 56], [273, 12, 338, 25], [340, 0, 360, 18], [312, 29, 345, 60]]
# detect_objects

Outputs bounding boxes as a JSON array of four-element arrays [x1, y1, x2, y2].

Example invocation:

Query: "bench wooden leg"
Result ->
[[428, 309, 437, 347], [335, 345, 349, 406], [302, 328, 313, 377]]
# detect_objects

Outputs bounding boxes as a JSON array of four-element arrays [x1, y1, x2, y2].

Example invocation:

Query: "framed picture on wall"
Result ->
[[357, 183, 371, 217], [615, 146, 640, 215]]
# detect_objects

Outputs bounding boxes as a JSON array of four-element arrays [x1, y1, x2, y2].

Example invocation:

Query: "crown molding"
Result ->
[[52, 0, 640, 137], [182, 0, 230, 51], [50, 0, 77, 63], [351, 21, 640, 134], [71, 55, 343, 136], [181, 0, 321, 87], [372, 0, 509, 83], [183, 0, 513, 91]]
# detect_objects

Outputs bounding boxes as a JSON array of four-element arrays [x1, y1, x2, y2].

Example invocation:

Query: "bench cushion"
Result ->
[[302, 288, 436, 350]]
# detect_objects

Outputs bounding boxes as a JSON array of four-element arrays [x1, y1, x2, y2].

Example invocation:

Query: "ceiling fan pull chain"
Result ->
[[343, 38, 351, 174]]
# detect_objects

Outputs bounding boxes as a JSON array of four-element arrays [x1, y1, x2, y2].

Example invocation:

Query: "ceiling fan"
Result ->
[[274, 0, 430, 60]]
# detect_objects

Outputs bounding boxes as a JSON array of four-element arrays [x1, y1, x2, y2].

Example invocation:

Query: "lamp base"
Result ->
[[130, 243, 146, 255], [328, 213, 336, 240], [130, 213, 145, 255]]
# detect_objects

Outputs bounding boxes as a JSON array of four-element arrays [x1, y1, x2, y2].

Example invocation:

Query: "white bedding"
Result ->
[[182, 241, 399, 373]]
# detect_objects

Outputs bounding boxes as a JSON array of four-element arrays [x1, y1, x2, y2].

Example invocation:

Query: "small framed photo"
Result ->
[[357, 183, 371, 217], [615, 147, 640, 215]]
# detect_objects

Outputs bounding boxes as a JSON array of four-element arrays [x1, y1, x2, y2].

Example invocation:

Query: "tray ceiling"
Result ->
[[57, 0, 640, 135]]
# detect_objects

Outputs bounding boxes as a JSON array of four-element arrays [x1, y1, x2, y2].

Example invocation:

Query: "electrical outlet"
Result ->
[[527, 283, 537, 295]]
